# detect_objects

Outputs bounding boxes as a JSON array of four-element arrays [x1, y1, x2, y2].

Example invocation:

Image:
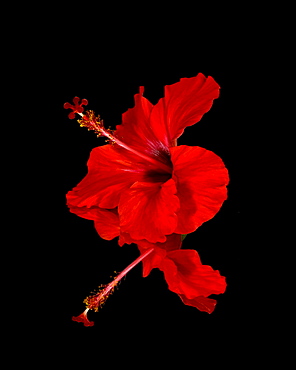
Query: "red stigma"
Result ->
[[72, 309, 94, 327], [64, 97, 88, 119]]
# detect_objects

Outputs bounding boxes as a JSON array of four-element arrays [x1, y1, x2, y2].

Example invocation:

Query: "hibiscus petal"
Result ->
[[160, 249, 226, 299], [114, 87, 171, 163], [118, 179, 180, 243], [136, 234, 182, 277], [178, 294, 218, 314], [170, 145, 229, 235], [149, 73, 220, 146], [138, 245, 167, 278], [94, 214, 120, 240], [66, 145, 149, 210], [67, 205, 120, 240]]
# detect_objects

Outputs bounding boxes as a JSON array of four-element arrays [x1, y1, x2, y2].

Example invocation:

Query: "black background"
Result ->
[[31, 12, 264, 364]]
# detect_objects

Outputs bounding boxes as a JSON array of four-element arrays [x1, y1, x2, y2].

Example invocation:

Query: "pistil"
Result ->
[[72, 247, 155, 326]]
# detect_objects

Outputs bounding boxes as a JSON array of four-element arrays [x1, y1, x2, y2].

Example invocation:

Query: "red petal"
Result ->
[[170, 145, 229, 235], [149, 73, 220, 146], [178, 294, 218, 313], [118, 179, 180, 243], [118, 231, 135, 246], [139, 245, 167, 277], [66, 145, 149, 210], [136, 234, 182, 277], [67, 206, 120, 240], [114, 87, 170, 162], [160, 249, 226, 299]]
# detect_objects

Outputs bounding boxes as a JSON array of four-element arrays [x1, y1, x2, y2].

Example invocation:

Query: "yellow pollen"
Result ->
[[78, 110, 115, 142], [83, 274, 120, 312]]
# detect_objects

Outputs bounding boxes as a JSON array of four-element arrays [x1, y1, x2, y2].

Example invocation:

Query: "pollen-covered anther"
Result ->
[[83, 281, 119, 312], [78, 111, 115, 143]]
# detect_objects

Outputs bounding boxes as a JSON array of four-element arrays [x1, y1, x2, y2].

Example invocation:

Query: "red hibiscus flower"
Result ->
[[65, 73, 229, 326], [66, 73, 229, 243]]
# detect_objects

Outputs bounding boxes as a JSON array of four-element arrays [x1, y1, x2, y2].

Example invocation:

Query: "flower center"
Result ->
[[72, 248, 154, 326]]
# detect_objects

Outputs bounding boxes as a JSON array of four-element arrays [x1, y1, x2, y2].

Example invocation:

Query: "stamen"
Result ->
[[64, 97, 172, 173], [77, 110, 114, 141], [72, 248, 154, 326]]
